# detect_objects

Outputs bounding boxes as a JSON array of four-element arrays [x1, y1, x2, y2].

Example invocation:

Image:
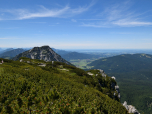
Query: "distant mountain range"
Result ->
[[0, 47, 105, 62], [89, 54, 152, 73], [0, 47, 69, 58], [0, 48, 14, 54], [0, 48, 3, 51], [12, 46, 72, 65], [52, 48, 70, 56], [0, 48, 26, 58]]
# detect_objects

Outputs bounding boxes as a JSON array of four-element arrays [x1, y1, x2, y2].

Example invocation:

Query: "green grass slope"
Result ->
[[0, 57, 129, 114]]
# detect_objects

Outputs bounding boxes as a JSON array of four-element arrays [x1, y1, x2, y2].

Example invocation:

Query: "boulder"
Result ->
[[111, 76, 116, 80]]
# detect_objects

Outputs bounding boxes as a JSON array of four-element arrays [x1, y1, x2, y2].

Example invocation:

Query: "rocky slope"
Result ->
[[12, 45, 72, 65], [123, 101, 140, 114], [111, 75, 140, 114]]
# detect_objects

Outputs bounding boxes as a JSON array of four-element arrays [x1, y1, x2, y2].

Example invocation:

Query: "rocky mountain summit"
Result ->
[[12, 46, 71, 65]]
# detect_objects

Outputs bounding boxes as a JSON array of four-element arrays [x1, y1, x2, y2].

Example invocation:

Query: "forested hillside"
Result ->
[[0, 57, 129, 114], [88, 54, 152, 114], [89, 54, 152, 73]]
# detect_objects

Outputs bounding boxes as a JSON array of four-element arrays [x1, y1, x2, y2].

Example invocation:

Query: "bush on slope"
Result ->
[[0, 58, 129, 114]]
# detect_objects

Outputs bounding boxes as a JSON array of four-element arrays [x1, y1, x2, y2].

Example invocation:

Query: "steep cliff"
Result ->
[[92, 69, 140, 114], [109, 75, 140, 114]]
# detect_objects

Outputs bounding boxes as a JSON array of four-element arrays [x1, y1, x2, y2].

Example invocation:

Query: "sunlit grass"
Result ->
[[0, 57, 128, 113]]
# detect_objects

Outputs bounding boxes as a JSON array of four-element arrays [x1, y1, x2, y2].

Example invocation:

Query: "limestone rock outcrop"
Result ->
[[98, 69, 106, 77], [123, 101, 140, 114], [115, 85, 120, 99], [109, 74, 140, 114]]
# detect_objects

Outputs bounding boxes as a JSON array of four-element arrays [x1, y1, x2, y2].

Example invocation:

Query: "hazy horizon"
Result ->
[[1, 47, 152, 50]]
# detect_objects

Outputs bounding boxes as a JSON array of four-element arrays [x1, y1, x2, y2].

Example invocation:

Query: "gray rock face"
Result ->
[[87, 72, 94, 76], [102, 73, 106, 77], [98, 69, 104, 73], [111, 76, 116, 80], [123, 101, 140, 114], [97, 69, 106, 77], [13, 46, 72, 65], [115, 85, 121, 99]]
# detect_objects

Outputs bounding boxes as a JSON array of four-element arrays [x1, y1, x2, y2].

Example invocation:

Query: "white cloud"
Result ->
[[81, 23, 107, 28], [113, 20, 152, 26], [0, 1, 94, 20], [81, 1, 152, 27], [4, 6, 70, 20]]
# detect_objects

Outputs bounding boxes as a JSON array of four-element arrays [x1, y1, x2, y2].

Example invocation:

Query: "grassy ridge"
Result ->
[[0, 57, 129, 114]]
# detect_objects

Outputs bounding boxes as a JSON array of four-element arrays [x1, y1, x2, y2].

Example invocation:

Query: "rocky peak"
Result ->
[[30, 45, 50, 51], [13, 46, 72, 65]]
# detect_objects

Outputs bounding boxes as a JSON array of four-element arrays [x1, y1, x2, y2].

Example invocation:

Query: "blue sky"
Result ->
[[0, 0, 152, 49]]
